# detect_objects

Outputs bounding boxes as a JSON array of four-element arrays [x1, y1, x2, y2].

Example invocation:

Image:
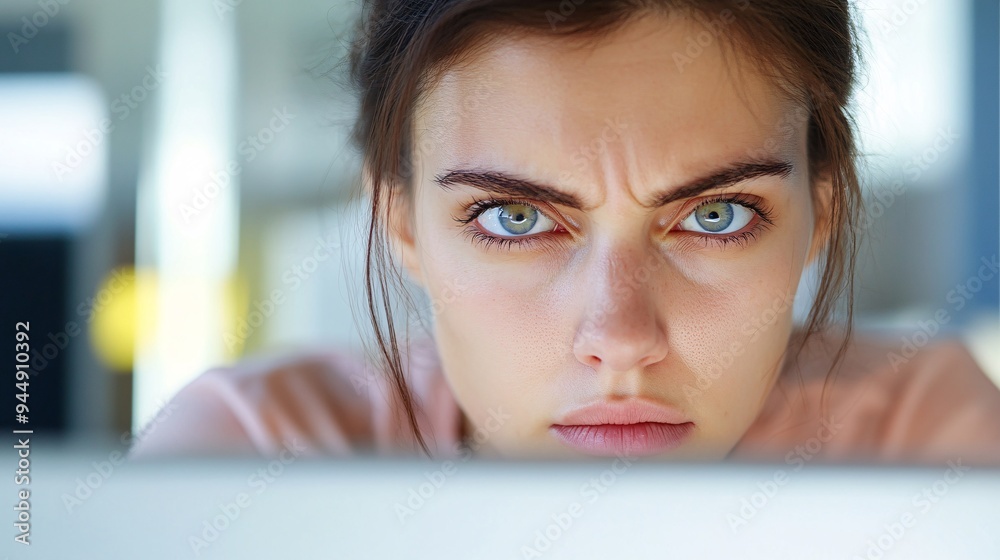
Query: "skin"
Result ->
[[385, 12, 830, 459]]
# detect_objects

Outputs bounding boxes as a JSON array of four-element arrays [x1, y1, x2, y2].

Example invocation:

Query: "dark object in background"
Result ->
[[0, 235, 70, 433]]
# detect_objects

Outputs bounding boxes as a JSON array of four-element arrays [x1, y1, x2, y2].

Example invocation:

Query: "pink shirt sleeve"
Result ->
[[127, 336, 463, 459]]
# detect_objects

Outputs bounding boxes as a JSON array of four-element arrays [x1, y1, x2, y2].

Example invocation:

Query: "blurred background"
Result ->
[[0, 0, 996, 444]]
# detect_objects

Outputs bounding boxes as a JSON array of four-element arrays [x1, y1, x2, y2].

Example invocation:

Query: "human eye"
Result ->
[[674, 194, 774, 249], [454, 198, 564, 252]]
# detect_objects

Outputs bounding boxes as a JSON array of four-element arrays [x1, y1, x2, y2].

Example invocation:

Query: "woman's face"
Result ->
[[389, 13, 825, 459]]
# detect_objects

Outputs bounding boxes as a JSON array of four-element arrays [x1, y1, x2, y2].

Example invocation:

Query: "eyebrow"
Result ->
[[432, 159, 794, 210]]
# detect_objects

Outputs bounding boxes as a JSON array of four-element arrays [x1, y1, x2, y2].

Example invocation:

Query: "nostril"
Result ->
[[637, 354, 659, 368]]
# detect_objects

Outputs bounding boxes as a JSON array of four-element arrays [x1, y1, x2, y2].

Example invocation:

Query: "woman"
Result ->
[[130, 0, 1000, 465]]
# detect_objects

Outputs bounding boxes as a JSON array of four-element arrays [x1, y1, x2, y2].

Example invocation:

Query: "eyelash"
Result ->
[[454, 194, 775, 251]]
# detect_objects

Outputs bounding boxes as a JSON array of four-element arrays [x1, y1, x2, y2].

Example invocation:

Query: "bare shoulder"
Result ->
[[791, 327, 1000, 402], [128, 336, 459, 459], [734, 328, 1000, 465], [128, 346, 385, 459]]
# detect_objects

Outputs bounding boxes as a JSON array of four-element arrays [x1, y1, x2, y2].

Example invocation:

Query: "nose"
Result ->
[[572, 248, 669, 373]]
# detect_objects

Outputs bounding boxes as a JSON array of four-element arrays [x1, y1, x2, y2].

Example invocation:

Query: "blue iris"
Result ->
[[695, 202, 734, 232], [498, 204, 538, 235]]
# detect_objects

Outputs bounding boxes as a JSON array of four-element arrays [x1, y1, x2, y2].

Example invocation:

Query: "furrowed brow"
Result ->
[[433, 159, 793, 210], [642, 160, 794, 208], [434, 170, 586, 209]]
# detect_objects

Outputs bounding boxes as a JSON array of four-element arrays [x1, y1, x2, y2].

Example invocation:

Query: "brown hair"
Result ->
[[346, 0, 863, 455]]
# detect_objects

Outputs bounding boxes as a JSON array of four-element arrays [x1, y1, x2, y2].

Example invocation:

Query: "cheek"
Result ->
[[417, 237, 562, 439], [672, 283, 795, 396], [665, 254, 801, 442], [430, 265, 555, 362], [661, 300, 789, 459]]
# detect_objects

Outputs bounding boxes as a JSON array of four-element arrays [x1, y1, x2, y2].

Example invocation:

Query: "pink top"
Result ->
[[128, 330, 1000, 466]]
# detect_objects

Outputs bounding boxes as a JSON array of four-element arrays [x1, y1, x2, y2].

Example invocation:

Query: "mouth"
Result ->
[[549, 399, 694, 457]]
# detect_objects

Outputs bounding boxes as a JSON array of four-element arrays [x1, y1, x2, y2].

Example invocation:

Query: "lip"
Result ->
[[549, 399, 694, 457]]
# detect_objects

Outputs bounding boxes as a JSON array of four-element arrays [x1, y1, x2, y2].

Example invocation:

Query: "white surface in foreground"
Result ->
[[5, 441, 998, 559]]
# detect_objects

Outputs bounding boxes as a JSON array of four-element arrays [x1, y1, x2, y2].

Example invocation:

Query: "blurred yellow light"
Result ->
[[89, 266, 139, 373], [89, 266, 250, 372]]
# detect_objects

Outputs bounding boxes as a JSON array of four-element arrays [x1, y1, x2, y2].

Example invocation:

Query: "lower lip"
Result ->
[[550, 422, 694, 457]]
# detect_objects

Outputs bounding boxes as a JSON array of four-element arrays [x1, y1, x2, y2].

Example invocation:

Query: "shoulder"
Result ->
[[731, 328, 1000, 466], [128, 337, 462, 459]]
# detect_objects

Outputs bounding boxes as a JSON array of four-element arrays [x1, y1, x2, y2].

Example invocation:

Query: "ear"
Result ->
[[376, 171, 424, 288], [806, 168, 834, 266]]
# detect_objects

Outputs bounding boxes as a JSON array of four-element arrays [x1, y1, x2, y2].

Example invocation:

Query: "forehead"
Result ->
[[412, 12, 803, 197]]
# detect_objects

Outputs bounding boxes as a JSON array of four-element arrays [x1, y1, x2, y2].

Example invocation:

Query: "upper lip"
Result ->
[[552, 398, 690, 426]]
